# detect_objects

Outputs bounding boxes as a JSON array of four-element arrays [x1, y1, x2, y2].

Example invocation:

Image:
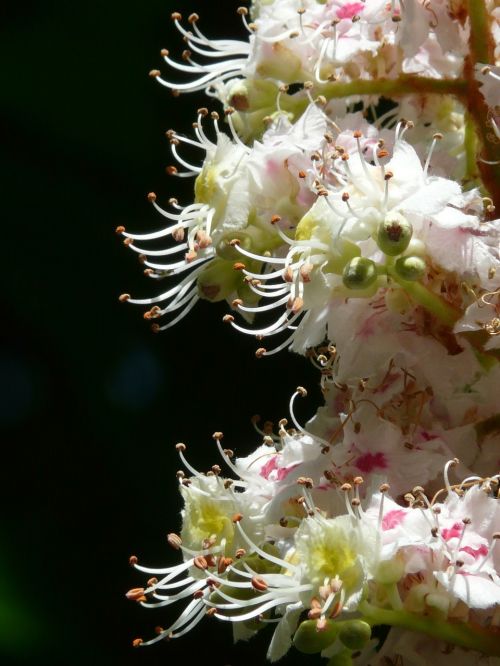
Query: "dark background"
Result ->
[[1, 2, 321, 664]]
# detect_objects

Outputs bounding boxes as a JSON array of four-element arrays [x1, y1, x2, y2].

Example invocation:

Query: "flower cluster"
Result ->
[[122, 1, 500, 664]]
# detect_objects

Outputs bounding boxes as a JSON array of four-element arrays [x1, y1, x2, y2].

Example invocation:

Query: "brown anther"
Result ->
[[193, 590, 204, 599], [235, 548, 246, 558], [493, 533, 500, 540], [404, 493, 415, 505], [299, 263, 313, 282], [384, 171, 394, 180], [237, 6, 249, 15], [206, 608, 217, 617], [132, 638, 143, 648], [404, 442, 414, 450], [181, 477, 191, 486], [308, 608, 322, 620], [151, 323, 161, 333], [316, 95, 327, 106], [175, 442, 186, 452], [212, 431, 223, 441], [433, 506, 441, 514], [353, 476, 364, 485], [176, 470, 185, 479], [270, 214, 281, 224], [205, 554, 216, 568], [232, 298, 243, 308], [353, 422, 361, 434], [129, 555, 138, 566], [193, 555, 209, 570], [298, 170, 306, 178], [412, 486, 425, 496], [188, 12, 199, 23], [167, 532, 182, 550], [149, 69, 161, 78], [119, 293, 130, 303], [211, 464, 221, 476], [126, 587, 146, 601], [341, 153, 350, 161], [379, 483, 390, 493], [462, 517, 471, 525], [297, 7, 306, 14], [351, 498, 361, 507], [289, 296, 304, 314], [197, 107, 208, 117], [211, 111, 220, 121], [317, 187, 329, 196], [433, 133, 443, 140], [340, 483, 352, 492], [283, 266, 294, 283], [147, 577, 158, 587], [377, 149, 389, 158], [166, 166, 178, 175], [304, 80, 314, 89], [224, 106, 235, 116], [123, 237, 134, 247], [297, 476, 313, 489], [232, 513, 243, 523], [138, 254, 147, 264], [170, 11, 182, 20], [431, 526, 439, 537], [289, 31, 299, 38], [223, 479, 233, 489], [251, 576, 269, 592], [353, 130, 362, 139], [342, 192, 350, 202], [115, 225, 126, 234], [263, 435, 274, 446], [172, 226, 185, 242], [352, 14, 360, 22], [455, 559, 464, 568], [223, 448, 234, 458], [324, 132, 334, 143], [233, 262, 246, 271], [223, 314, 234, 324], [160, 48, 169, 57], [392, 14, 402, 22], [321, 446, 330, 454], [279, 517, 288, 527], [296, 386, 307, 398], [147, 192, 157, 203]]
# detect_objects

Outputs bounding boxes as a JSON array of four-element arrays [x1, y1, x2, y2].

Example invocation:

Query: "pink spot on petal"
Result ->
[[460, 544, 489, 559], [276, 463, 299, 481], [355, 451, 387, 473], [382, 509, 407, 531], [259, 456, 278, 479], [336, 2, 365, 19], [441, 522, 463, 541]]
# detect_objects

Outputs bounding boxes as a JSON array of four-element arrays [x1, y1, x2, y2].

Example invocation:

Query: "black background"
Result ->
[[1, 2, 322, 664]]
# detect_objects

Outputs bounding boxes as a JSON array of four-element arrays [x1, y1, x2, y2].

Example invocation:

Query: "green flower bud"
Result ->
[[293, 619, 340, 654], [338, 620, 372, 650], [342, 257, 378, 290], [394, 256, 426, 281], [376, 212, 413, 256]]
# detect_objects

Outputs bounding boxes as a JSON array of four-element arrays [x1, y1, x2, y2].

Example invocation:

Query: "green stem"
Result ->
[[464, 0, 500, 209], [360, 602, 500, 656], [279, 77, 467, 118], [463, 111, 479, 186], [387, 269, 461, 327]]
